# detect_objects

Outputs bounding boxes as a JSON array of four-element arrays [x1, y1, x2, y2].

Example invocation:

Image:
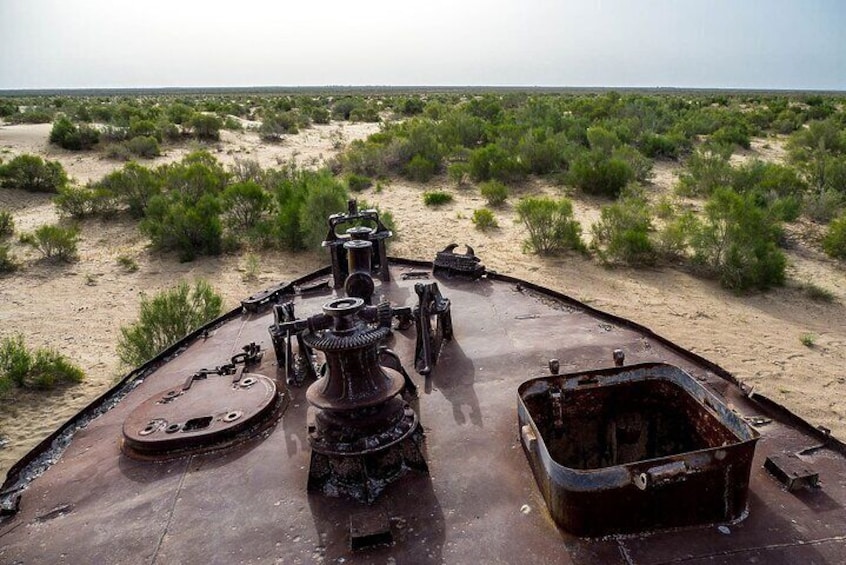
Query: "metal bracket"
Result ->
[[413, 282, 453, 375]]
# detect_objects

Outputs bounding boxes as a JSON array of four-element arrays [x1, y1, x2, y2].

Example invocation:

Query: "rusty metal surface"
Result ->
[[1, 263, 846, 564], [518, 363, 759, 536]]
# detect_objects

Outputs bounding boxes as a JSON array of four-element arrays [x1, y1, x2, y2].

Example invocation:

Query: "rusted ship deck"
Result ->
[[1, 259, 845, 564]]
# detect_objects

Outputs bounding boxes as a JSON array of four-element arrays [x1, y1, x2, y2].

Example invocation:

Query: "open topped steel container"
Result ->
[[518, 362, 760, 536]]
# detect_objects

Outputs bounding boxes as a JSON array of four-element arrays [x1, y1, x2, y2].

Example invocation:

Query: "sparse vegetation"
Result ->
[[516, 196, 586, 255], [823, 213, 846, 259], [50, 116, 100, 150], [20, 224, 80, 262], [116, 255, 139, 273], [591, 197, 656, 265], [800, 333, 816, 347], [117, 280, 223, 367], [691, 188, 786, 291], [479, 180, 509, 207], [471, 208, 498, 231], [0, 334, 84, 392], [423, 190, 453, 206], [0, 154, 68, 193], [0, 210, 14, 238], [0, 244, 19, 274]]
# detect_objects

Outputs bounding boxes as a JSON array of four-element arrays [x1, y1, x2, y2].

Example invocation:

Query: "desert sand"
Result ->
[[1, 121, 844, 479]]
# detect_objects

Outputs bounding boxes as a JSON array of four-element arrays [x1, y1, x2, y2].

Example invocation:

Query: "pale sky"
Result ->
[[1, 0, 844, 90]]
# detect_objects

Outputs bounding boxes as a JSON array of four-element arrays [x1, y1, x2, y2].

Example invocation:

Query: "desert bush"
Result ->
[[691, 187, 786, 291], [221, 181, 271, 230], [298, 172, 349, 250], [405, 154, 437, 182], [590, 197, 656, 265], [401, 97, 425, 116], [0, 244, 18, 274], [189, 113, 223, 141], [96, 162, 161, 218], [569, 151, 633, 198], [0, 334, 84, 391], [259, 111, 300, 141], [20, 224, 79, 262], [125, 135, 161, 158], [346, 173, 372, 192], [469, 144, 525, 183], [822, 213, 846, 259], [0, 154, 68, 193], [656, 209, 698, 259], [157, 151, 229, 200], [117, 280, 223, 367], [804, 189, 845, 223], [116, 254, 139, 273], [141, 194, 222, 262], [310, 106, 331, 124], [710, 125, 750, 149], [676, 145, 733, 197], [54, 186, 97, 218], [229, 159, 265, 184], [447, 162, 471, 187], [479, 180, 509, 206], [49, 116, 99, 150], [471, 208, 498, 231], [0, 210, 13, 238], [639, 133, 687, 159], [423, 190, 453, 206], [515, 196, 586, 255], [613, 145, 653, 183]]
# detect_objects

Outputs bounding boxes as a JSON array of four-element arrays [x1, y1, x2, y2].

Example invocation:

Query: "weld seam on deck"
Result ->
[[654, 533, 846, 563], [150, 456, 193, 565]]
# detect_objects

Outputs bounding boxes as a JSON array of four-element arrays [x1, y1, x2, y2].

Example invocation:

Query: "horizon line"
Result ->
[[1, 85, 845, 96]]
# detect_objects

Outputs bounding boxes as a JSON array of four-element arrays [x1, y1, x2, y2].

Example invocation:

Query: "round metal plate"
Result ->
[[122, 372, 281, 460]]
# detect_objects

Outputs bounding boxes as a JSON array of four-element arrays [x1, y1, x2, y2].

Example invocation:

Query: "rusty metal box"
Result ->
[[518, 363, 759, 536]]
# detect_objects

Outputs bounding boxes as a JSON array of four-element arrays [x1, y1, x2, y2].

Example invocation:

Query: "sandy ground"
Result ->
[[1, 122, 845, 479]]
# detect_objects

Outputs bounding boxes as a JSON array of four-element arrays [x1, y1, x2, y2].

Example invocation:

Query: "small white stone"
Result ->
[[520, 504, 531, 515], [717, 525, 731, 535]]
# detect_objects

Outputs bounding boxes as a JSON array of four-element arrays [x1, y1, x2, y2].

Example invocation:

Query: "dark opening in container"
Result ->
[[518, 363, 759, 537]]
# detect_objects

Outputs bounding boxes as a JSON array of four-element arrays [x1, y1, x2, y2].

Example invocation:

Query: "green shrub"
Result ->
[[0, 210, 13, 238], [54, 186, 96, 218], [0, 154, 68, 193], [591, 197, 656, 265], [404, 154, 437, 182], [677, 145, 733, 197], [49, 116, 99, 150], [259, 111, 300, 141], [157, 151, 229, 200], [640, 133, 687, 159], [822, 213, 846, 259], [221, 181, 271, 230], [423, 190, 453, 206], [96, 162, 162, 218], [20, 224, 79, 262], [0, 244, 18, 274], [447, 162, 470, 187], [656, 210, 698, 259], [117, 280, 223, 367], [141, 194, 222, 262], [691, 187, 786, 291], [804, 190, 844, 223], [479, 180, 509, 206], [189, 113, 223, 141], [125, 135, 161, 158], [472, 208, 498, 231], [569, 152, 633, 198], [0, 335, 84, 391], [116, 254, 139, 273], [469, 144, 525, 183], [298, 172, 348, 250], [710, 125, 751, 149], [346, 173, 373, 192], [310, 106, 331, 124], [515, 197, 586, 255]]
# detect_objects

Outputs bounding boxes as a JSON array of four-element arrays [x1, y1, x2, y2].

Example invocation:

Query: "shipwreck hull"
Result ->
[[1, 259, 845, 564]]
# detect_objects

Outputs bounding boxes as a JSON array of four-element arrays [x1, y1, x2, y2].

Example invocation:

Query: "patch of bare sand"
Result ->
[[1, 127, 844, 481]]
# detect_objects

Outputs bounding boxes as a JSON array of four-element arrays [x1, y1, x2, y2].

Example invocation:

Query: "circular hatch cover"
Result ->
[[122, 371, 283, 460]]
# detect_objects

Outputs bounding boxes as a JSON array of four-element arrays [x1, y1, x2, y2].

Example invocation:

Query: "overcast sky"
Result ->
[[1, 0, 844, 90]]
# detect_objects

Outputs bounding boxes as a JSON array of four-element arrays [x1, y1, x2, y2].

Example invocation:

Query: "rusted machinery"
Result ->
[[1, 201, 845, 564]]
